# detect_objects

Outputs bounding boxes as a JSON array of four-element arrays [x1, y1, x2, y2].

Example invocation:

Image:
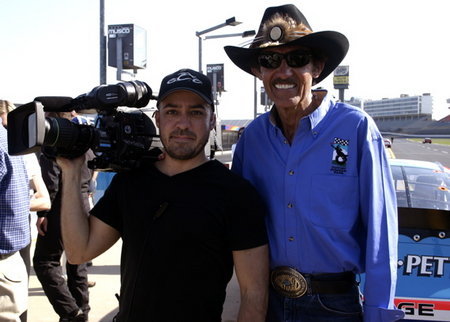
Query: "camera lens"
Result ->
[[43, 117, 95, 158]]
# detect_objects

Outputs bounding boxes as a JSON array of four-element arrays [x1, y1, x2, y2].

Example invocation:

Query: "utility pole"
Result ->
[[254, 76, 257, 119], [99, 0, 106, 84]]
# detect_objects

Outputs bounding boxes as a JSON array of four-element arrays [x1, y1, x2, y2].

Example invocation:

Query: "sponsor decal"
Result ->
[[109, 27, 131, 34], [167, 71, 203, 85], [395, 297, 450, 321], [399, 254, 450, 277], [108, 26, 131, 38], [330, 137, 349, 174]]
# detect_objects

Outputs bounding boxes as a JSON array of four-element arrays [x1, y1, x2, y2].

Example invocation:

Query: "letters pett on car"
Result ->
[[390, 159, 450, 321]]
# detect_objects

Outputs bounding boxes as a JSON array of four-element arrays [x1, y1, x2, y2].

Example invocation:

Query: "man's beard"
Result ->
[[162, 129, 208, 160]]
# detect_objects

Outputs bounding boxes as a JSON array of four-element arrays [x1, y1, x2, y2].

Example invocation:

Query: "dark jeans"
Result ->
[[33, 210, 90, 319], [266, 283, 363, 322]]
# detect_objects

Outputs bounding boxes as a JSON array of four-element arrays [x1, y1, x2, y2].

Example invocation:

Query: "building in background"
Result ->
[[221, 93, 449, 151], [360, 93, 433, 121], [345, 94, 450, 135]]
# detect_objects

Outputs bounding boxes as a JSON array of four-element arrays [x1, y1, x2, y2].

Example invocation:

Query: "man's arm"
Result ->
[[359, 133, 404, 321], [29, 174, 51, 212], [57, 155, 120, 264], [233, 244, 269, 322]]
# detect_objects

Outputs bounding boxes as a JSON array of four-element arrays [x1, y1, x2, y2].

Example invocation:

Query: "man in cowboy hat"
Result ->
[[225, 4, 404, 322]]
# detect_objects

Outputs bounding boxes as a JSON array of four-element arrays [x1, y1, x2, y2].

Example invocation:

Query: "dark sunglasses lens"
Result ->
[[258, 52, 311, 69], [286, 53, 311, 68], [258, 53, 282, 69]]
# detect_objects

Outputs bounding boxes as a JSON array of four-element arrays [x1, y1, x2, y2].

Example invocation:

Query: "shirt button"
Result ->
[[283, 139, 288, 144], [289, 170, 295, 175], [287, 203, 293, 208], [312, 131, 318, 136], [288, 237, 295, 241]]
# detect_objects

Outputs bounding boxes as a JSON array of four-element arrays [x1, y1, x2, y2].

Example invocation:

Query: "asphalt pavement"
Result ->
[[28, 234, 121, 322]]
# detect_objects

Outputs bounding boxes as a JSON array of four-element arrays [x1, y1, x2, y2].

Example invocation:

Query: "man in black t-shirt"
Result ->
[[57, 69, 269, 321]]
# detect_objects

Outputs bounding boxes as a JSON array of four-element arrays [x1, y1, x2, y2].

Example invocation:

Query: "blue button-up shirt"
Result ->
[[232, 94, 404, 321], [0, 122, 30, 254]]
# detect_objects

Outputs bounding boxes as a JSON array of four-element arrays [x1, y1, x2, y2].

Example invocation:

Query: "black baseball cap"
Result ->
[[157, 69, 214, 111]]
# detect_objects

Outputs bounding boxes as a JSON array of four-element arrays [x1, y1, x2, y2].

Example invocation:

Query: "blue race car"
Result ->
[[391, 159, 450, 321]]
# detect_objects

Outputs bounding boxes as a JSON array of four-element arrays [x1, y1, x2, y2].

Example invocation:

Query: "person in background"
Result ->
[[1, 99, 52, 322], [225, 4, 404, 322], [0, 100, 15, 128], [0, 114, 30, 321], [57, 68, 269, 321], [231, 126, 245, 158], [33, 111, 95, 322]]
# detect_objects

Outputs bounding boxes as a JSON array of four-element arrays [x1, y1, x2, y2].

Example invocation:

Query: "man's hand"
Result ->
[[36, 217, 48, 236]]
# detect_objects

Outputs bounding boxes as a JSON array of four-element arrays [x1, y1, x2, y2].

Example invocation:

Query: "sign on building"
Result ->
[[333, 65, 349, 90], [261, 87, 273, 106], [108, 24, 147, 70], [206, 64, 224, 93]]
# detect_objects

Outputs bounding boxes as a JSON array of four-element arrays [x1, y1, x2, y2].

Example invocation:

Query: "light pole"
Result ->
[[203, 30, 259, 120], [204, 30, 256, 40], [99, 0, 106, 85], [199, 30, 256, 111], [196, 17, 242, 74], [195, 20, 256, 158]]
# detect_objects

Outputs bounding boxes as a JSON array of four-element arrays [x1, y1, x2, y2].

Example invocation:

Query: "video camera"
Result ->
[[7, 81, 161, 172]]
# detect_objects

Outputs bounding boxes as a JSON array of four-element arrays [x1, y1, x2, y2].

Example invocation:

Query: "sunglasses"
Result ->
[[257, 51, 312, 69]]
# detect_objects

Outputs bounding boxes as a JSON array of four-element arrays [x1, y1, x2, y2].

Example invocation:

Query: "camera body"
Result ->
[[8, 81, 161, 171]]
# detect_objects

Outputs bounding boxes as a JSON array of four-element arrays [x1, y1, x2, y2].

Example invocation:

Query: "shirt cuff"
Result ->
[[363, 304, 405, 322]]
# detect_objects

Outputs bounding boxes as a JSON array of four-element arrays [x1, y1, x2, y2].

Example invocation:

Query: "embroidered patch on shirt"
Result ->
[[330, 137, 349, 174]]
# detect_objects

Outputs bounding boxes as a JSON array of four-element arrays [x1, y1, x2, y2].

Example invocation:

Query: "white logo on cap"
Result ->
[[167, 72, 202, 85]]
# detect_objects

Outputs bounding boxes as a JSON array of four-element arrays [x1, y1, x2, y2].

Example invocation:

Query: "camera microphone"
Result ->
[[34, 96, 74, 112]]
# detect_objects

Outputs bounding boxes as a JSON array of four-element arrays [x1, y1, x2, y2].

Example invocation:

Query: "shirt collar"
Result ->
[[268, 92, 335, 130], [309, 92, 334, 129]]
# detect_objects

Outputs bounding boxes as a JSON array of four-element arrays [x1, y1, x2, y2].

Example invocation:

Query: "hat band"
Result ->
[[251, 17, 312, 49]]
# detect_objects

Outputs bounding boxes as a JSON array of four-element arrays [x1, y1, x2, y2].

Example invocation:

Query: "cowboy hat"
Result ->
[[224, 4, 349, 84]]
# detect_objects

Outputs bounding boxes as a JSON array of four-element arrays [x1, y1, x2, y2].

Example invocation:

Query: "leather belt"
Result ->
[[270, 266, 356, 298], [0, 251, 16, 260]]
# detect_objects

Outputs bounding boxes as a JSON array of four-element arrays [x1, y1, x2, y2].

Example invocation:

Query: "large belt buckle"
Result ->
[[271, 266, 308, 298]]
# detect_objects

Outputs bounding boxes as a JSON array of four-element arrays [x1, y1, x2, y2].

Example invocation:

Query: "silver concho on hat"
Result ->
[[271, 266, 308, 298], [269, 26, 283, 42]]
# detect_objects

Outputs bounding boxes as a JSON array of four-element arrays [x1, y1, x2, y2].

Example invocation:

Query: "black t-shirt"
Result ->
[[91, 160, 268, 322]]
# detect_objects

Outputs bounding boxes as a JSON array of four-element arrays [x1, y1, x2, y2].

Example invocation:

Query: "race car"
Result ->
[[391, 159, 449, 321]]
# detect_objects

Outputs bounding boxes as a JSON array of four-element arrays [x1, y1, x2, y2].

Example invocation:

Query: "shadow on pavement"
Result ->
[[28, 287, 46, 297], [99, 308, 119, 321], [87, 264, 120, 275]]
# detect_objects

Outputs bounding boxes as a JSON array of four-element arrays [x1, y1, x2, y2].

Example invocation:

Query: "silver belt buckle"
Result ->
[[271, 266, 308, 298]]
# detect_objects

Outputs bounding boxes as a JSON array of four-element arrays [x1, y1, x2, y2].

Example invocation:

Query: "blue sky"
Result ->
[[1, 0, 449, 120]]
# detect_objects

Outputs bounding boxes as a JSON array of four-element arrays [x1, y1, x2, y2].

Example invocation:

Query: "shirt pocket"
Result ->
[[309, 175, 359, 229]]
